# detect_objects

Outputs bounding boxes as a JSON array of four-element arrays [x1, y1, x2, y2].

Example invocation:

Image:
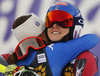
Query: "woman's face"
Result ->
[[47, 23, 70, 42]]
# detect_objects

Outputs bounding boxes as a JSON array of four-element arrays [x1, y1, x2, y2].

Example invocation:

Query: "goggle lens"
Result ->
[[45, 10, 73, 28]]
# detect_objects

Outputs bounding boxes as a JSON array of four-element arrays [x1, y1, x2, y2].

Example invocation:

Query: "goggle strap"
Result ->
[[73, 17, 84, 27]]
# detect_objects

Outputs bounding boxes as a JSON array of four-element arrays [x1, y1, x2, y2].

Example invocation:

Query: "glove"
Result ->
[[13, 65, 41, 76], [5, 64, 18, 76]]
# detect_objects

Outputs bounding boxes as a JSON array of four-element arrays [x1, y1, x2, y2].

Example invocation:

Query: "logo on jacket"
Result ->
[[48, 44, 54, 50], [37, 53, 47, 63], [75, 59, 86, 76]]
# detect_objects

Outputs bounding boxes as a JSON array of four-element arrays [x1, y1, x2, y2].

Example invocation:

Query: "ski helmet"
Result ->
[[45, 2, 84, 41]]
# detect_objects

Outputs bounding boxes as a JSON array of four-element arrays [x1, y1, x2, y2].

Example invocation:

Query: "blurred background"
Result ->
[[0, 0, 100, 75]]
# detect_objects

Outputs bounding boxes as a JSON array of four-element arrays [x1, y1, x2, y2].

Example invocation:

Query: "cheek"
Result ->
[[47, 29, 51, 36], [47, 29, 53, 40], [62, 28, 70, 35]]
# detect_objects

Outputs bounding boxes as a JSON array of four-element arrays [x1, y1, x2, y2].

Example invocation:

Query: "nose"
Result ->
[[52, 23, 59, 28]]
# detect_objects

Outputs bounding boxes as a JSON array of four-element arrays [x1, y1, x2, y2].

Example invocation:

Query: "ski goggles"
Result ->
[[15, 36, 46, 60], [45, 10, 73, 28]]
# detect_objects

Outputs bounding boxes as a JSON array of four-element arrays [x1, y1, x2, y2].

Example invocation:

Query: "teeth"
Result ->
[[53, 32, 59, 34]]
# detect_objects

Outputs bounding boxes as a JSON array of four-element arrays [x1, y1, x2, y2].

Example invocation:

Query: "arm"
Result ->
[[74, 51, 99, 76]]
